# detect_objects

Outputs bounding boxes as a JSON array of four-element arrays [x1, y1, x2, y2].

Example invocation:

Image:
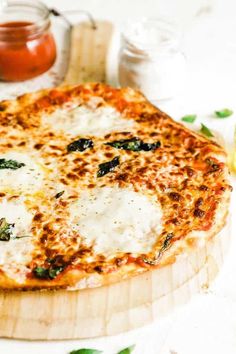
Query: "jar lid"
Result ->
[[122, 17, 182, 55], [0, 0, 50, 37]]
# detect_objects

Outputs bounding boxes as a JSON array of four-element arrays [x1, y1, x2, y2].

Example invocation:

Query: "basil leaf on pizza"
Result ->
[[106, 137, 142, 151], [67, 138, 94, 152], [0, 218, 14, 241], [33, 267, 48, 279], [55, 191, 65, 199], [33, 266, 65, 280], [106, 137, 160, 151], [0, 158, 25, 170], [97, 156, 120, 177]]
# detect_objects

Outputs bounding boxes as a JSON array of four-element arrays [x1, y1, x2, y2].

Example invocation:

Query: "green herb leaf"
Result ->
[[215, 108, 233, 118], [48, 266, 65, 279], [107, 137, 142, 151], [106, 138, 160, 152], [69, 349, 102, 354], [142, 233, 174, 266], [141, 141, 161, 151], [117, 345, 135, 354], [67, 138, 94, 152], [0, 218, 14, 241], [181, 115, 197, 123], [13, 235, 31, 240], [33, 265, 65, 280], [97, 156, 120, 178], [54, 191, 64, 199], [0, 158, 25, 170], [161, 233, 174, 252], [200, 123, 214, 138], [33, 267, 48, 279]]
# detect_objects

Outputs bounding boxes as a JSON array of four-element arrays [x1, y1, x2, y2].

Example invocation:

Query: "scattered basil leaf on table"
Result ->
[[200, 123, 214, 138], [97, 156, 120, 177], [117, 345, 135, 354], [0, 218, 15, 241], [181, 114, 197, 123], [69, 349, 102, 354], [215, 108, 233, 118], [0, 158, 25, 170]]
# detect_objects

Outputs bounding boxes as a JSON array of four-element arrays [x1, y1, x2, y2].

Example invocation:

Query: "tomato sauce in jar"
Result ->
[[0, 1, 57, 82]]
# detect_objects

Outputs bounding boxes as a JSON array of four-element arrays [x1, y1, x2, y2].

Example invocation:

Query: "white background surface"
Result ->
[[0, 0, 236, 353]]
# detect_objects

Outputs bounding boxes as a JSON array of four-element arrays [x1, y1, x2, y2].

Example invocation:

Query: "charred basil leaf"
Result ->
[[48, 266, 65, 279], [0, 218, 14, 241], [161, 233, 174, 251], [142, 256, 159, 266], [106, 137, 160, 152], [33, 267, 48, 279], [33, 265, 65, 280], [0, 158, 25, 170], [67, 138, 93, 152], [97, 156, 120, 177], [142, 233, 174, 265], [106, 137, 142, 151], [54, 190, 64, 199], [118, 345, 135, 354], [141, 141, 161, 151], [205, 158, 220, 172], [69, 349, 102, 354]]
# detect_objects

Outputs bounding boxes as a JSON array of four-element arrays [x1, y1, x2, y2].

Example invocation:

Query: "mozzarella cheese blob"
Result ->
[[0, 199, 34, 280], [70, 187, 163, 256], [0, 152, 44, 193], [44, 104, 134, 137]]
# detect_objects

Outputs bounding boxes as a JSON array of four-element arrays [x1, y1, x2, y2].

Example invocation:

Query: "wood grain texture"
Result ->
[[63, 21, 114, 85], [0, 221, 230, 340]]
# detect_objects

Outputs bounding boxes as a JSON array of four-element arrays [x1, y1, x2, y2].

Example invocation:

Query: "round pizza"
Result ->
[[0, 83, 232, 290]]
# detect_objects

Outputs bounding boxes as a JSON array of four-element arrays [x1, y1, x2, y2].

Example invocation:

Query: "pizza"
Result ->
[[0, 83, 232, 290]]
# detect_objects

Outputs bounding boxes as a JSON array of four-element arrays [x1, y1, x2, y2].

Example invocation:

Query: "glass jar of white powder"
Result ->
[[118, 18, 186, 101]]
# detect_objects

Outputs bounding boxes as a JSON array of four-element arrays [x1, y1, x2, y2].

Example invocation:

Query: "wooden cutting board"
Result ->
[[63, 20, 114, 85], [0, 221, 231, 339], [0, 21, 231, 340]]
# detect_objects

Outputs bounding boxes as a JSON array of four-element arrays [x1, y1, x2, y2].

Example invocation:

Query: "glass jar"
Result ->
[[119, 18, 186, 101], [0, 0, 57, 82]]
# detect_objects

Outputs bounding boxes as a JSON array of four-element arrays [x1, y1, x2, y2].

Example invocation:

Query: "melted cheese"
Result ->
[[0, 152, 44, 193], [70, 187, 163, 256], [44, 105, 134, 137], [0, 199, 34, 281]]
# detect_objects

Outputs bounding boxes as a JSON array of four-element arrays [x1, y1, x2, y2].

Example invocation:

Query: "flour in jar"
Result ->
[[119, 18, 186, 101]]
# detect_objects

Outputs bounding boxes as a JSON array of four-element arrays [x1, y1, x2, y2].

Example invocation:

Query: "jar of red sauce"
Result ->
[[0, 0, 57, 81]]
